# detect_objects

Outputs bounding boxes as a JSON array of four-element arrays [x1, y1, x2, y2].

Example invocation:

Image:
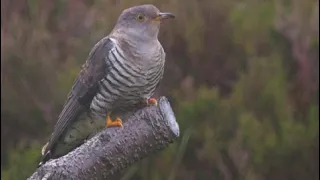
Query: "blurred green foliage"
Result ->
[[1, 0, 318, 179], [1, 142, 41, 180]]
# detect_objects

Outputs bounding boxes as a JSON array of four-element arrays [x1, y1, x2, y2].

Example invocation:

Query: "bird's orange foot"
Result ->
[[106, 115, 123, 128], [146, 98, 158, 106]]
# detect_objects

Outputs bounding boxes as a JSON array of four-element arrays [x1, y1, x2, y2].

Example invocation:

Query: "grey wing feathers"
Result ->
[[43, 37, 115, 156]]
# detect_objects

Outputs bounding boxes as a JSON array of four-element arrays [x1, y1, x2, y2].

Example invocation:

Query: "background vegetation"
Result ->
[[1, 0, 319, 179]]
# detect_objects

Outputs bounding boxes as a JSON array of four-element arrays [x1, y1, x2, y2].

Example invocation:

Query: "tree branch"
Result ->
[[28, 96, 179, 180]]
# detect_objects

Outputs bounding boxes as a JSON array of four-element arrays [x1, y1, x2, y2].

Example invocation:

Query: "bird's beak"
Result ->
[[153, 12, 175, 21]]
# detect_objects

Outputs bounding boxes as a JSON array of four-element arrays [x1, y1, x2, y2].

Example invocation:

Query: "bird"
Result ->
[[38, 4, 175, 167]]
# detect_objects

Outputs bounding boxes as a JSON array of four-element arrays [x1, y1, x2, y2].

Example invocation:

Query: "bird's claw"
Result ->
[[145, 98, 158, 106], [106, 115, 123, 128]]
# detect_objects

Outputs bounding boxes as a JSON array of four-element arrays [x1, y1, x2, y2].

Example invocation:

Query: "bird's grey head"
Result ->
[[112, 4, 175, 41]]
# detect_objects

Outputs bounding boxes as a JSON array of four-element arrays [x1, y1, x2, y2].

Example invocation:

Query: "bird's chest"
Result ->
[[105, 49, 161, 93], [102, 65, 156, 97], [93, 46, 163, 112]]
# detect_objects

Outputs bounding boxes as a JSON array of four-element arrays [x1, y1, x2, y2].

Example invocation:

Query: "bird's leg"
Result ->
[[106, 115, 123, 128], [145, 97, 158, 106]]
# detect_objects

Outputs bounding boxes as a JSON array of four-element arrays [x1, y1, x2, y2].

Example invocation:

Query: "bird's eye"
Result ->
[[136, 14, 146, 22]]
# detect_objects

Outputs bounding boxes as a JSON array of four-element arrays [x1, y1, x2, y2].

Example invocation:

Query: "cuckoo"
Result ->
[[39, 4, 175, 166]]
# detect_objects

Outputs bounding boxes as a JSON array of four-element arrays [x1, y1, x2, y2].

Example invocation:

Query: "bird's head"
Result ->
[[112, 4, 175, 41]]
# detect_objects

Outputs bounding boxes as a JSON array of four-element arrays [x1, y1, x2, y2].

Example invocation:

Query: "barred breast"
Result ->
[[90, 38, 165, 116]]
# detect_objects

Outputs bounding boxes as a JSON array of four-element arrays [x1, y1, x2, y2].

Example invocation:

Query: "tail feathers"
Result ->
[[41, 142, 49, 155], [38, 151, 52, 167], [38, 142, 51, 168]]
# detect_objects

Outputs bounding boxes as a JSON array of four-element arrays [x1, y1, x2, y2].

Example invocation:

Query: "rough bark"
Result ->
[[28, 96, 179, 180]]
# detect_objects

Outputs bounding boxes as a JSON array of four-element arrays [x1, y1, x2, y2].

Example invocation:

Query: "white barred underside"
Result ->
[[90, 38, 164, 116]]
